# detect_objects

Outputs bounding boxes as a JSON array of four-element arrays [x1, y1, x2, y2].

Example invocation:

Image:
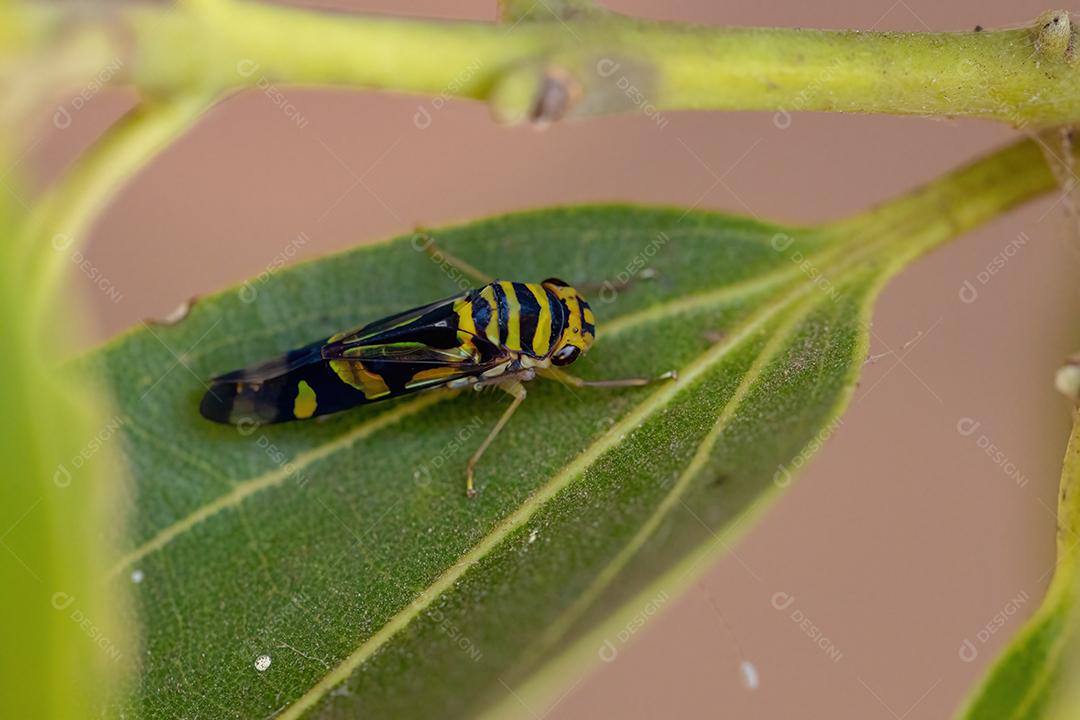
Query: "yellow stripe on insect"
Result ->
[[453, 296, 476, 336], [329, 360, 390, 399], [528, 284, 552, 356], [564, 294, 582, 336], [453, 296, 479, 356], [499, 281, 522, 351], [411, 366, 461, 385], [294, 380, 318, 419], [479, 284, 500, 345], [583, 305, 596, 342]]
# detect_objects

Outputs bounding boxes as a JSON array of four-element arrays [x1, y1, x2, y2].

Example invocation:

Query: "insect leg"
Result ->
[[540, 366, 677, 389], [414, 230, 495, 285], [465, 380, 527, 497]]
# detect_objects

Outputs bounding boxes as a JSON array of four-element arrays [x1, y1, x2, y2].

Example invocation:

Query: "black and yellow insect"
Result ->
[[201, 250, 673, 495]]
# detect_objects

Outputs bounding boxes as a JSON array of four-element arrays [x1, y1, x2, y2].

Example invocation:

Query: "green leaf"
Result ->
[[956, 405, 1080, 720], [84, 139, 1056, 718]]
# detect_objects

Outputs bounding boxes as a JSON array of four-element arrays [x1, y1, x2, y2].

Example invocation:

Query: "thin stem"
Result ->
[[826, 136, 1063, 268], [13, 2, 1080, 126], [20, 93, 212, 330]]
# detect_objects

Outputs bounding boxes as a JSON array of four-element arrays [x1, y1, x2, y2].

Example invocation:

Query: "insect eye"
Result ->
[[552, 345, 581, 366]]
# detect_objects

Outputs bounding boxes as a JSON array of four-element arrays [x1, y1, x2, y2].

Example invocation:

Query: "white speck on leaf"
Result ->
[[527, 528, 539, 544], [130, 569, 144, 584], [255, 655, 272, 672]]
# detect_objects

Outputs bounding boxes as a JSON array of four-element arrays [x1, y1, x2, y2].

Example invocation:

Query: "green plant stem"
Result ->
[[11, 2, 1080, 126], [20, 93, 211, 330], [1048, 411, 1080, 720], [830, 136, 1067, 266], [9, 2, 1080, 325], [1051, 407, 1080, 657]]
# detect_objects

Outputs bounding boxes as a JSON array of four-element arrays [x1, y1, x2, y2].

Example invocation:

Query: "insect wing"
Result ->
[[325, 291, 467, 349], [323, 332, 507, 395], [201, 287, 509, 425], [321, 287, 510, 394]]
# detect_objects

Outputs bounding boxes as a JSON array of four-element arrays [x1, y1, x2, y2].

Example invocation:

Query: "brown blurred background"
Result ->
[[26, 0, 1080, 717]]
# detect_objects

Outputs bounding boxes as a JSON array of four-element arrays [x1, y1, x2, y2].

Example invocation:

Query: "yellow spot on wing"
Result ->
[[583, 307, 595, 325], [293, 380, 318, 419], [330, 360, 390, 399]]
